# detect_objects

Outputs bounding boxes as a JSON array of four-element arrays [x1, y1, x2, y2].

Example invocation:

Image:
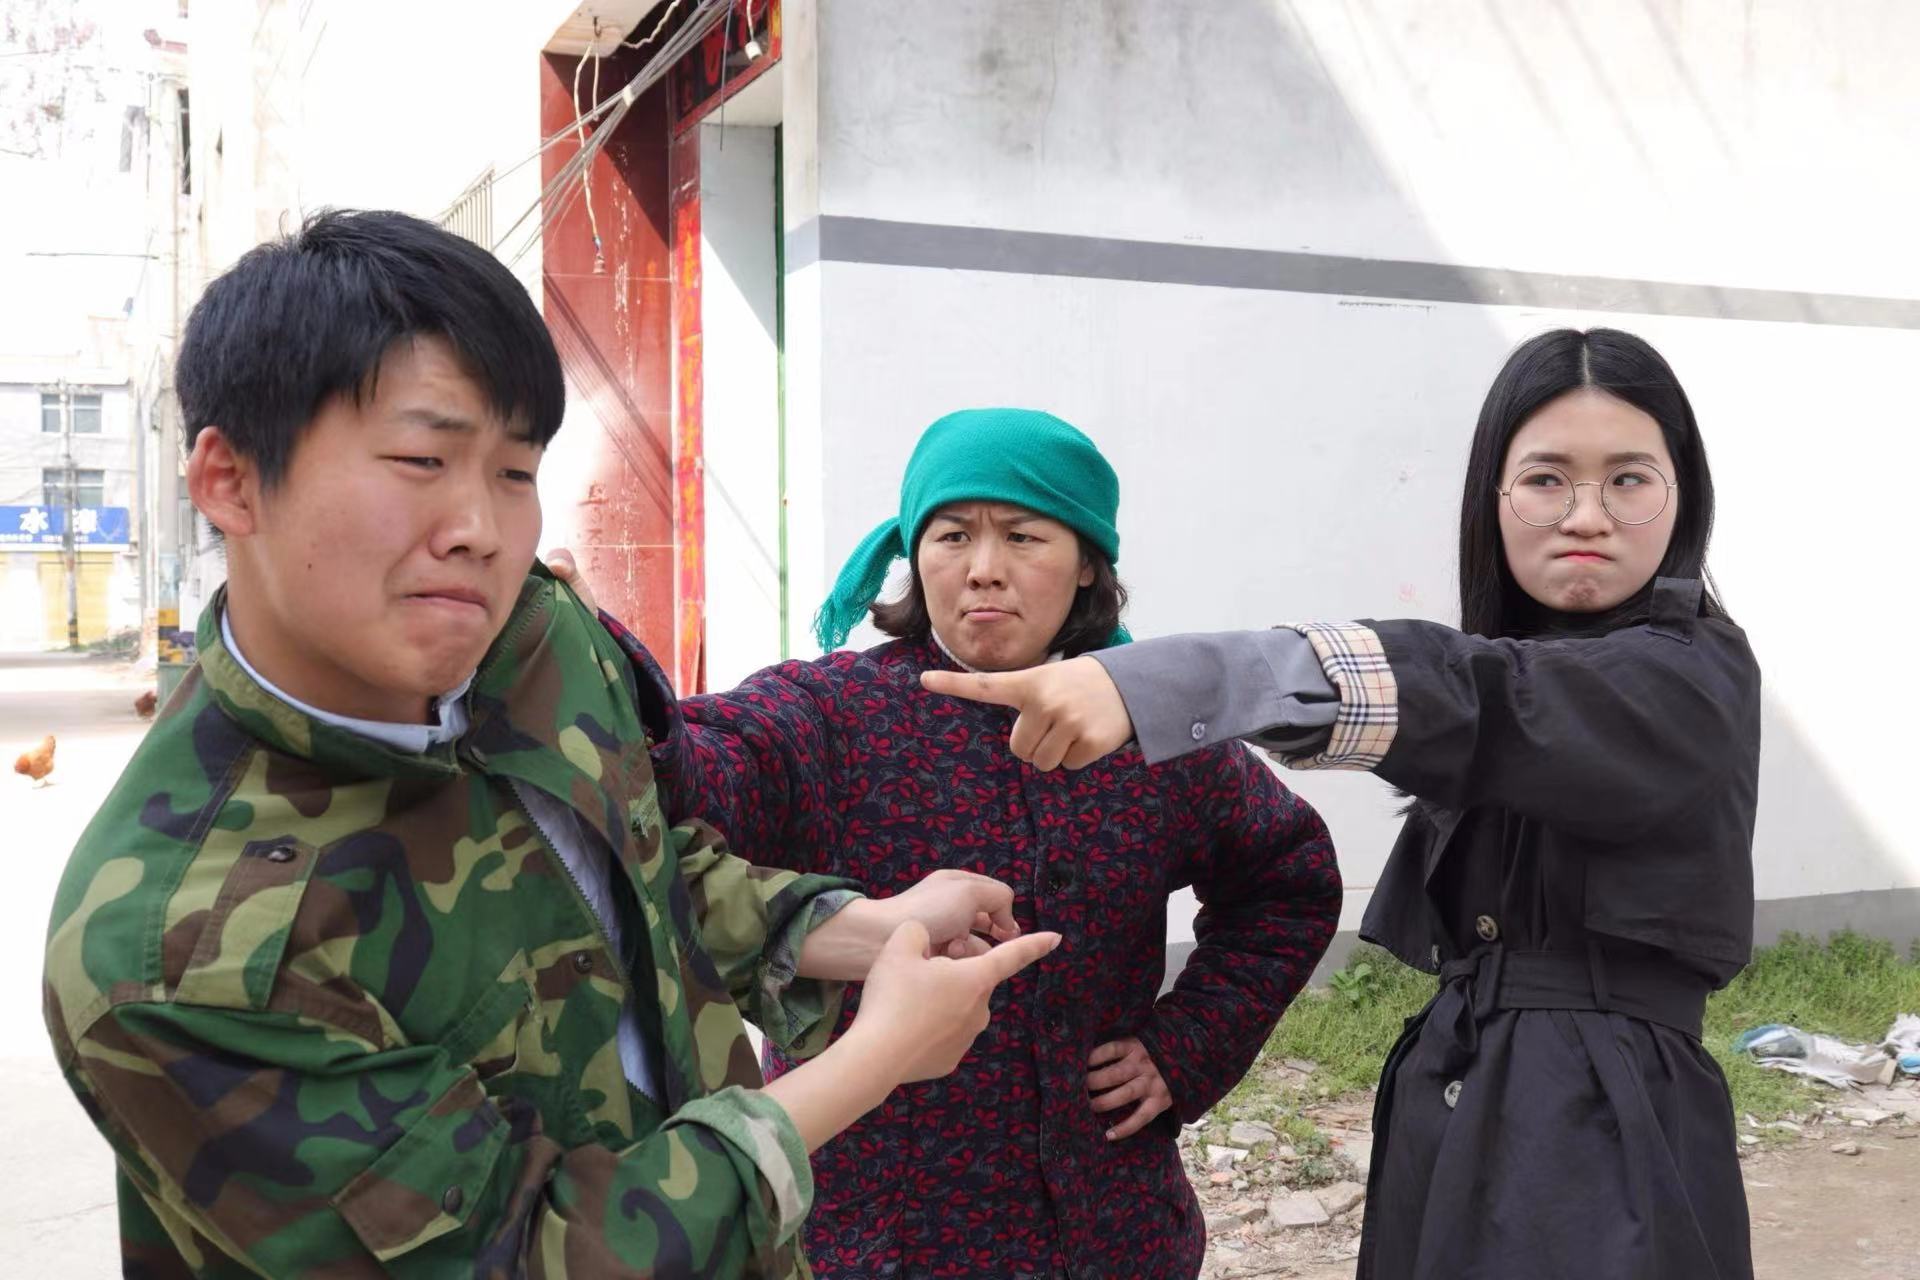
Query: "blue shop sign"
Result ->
[[0, 506, 131, 548]]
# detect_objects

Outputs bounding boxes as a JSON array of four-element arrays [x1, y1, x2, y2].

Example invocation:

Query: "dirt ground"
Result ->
[[1193, 1082, 1920, 1280], [1744, 1131, 1920, 1280]]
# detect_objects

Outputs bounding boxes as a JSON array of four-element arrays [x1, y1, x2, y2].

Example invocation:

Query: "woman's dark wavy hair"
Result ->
[[1460, 327, 1730, 639], [870, 530, 1128, 660]]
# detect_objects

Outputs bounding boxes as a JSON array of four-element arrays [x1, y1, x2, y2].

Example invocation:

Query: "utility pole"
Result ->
[[60, 381, 80, 649]]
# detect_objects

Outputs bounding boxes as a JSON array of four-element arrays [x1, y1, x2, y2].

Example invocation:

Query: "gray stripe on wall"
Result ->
[[1162, 885, 1920, 992], [797, 215, 1920, 330]]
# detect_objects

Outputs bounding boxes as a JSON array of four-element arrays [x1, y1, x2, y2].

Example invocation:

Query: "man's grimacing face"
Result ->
[[196, 337, 545, 722]]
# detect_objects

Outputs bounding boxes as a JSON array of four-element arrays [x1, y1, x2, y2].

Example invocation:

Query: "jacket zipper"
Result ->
[[506, 777, 642, 1018]]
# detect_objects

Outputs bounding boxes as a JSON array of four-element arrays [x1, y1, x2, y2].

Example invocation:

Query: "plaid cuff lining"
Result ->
[[1277, 623, 1398, 771]]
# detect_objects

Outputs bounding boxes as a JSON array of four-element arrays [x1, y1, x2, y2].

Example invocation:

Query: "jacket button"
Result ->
[[1444, 1080, 1463, 1109], [264, 845, 296, 864], [441, 1185, 464, 1215], [1048, 865, 1074, 893], [1190, 721, 1207, 742], [571, 951, 595, 974], [1475, 915, 1500, 943], [1429, 944, 1442, 967]]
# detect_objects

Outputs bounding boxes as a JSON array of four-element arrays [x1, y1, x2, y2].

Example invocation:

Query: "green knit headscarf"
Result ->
[[813, 407, 1129, 653]]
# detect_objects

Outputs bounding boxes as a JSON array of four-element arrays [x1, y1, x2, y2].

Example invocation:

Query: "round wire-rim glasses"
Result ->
[[1497, 461, 1679, 528]]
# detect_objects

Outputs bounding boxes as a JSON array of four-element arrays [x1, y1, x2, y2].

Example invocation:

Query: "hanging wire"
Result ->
[[571, 17, 608, 273], [497, 82, 638, 270], [712, 0, 739, 138], [432, 93, 622, 227], [620, 0, 688, 50], [741, 0, 762, 57], [491, 0, 731, 270], [453, 0, 736, 247]]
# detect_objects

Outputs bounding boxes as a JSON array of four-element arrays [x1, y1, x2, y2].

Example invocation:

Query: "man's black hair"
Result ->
[[176, 208, 565, 483]]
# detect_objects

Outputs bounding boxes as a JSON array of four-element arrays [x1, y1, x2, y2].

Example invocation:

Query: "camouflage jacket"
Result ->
[[43, 569, 859, 1278]]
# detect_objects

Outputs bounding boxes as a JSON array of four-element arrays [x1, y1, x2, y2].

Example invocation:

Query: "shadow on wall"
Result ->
[[807, 1, 1919, 976], [1749, 689, 1918, 953]]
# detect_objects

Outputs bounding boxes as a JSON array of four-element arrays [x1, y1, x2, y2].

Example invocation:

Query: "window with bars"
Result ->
[[42, 469, 106, 510], [41, 393, 103, 434]]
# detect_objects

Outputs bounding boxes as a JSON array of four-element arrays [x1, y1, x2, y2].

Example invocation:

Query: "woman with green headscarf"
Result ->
[[564, 408, 1340, 1280]]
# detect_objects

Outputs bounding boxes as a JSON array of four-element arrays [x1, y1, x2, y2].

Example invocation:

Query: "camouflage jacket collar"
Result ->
[[217, 605, 474, 754], [192, 564, 627, 805]]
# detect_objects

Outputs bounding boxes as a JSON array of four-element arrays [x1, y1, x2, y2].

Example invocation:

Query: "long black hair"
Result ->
[[1458, 328, 1730, 639]]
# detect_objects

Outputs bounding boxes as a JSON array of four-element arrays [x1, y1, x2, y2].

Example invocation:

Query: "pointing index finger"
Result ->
[[920, 669, 1028, 708], [969, 930, 1061, 984]]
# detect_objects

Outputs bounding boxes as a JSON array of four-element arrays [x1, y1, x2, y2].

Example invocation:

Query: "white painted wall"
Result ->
[[700, 123, 785, 690], [813, 0, 1920, 298], [0, 554, 44, 650], [775, 0, 1920, 941], [779, 0, 831, 665]]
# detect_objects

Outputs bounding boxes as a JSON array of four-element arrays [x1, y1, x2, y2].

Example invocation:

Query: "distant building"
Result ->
[[0, 359, 139, 649]]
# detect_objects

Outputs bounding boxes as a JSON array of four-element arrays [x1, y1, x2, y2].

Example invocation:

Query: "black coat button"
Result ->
[[441, 1185, 464, 1214], [572, 951, 595, 974]]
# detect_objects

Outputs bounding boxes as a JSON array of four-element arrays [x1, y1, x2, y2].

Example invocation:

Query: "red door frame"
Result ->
[[539, 2, 779, 697], [666, 0, 780, 695]]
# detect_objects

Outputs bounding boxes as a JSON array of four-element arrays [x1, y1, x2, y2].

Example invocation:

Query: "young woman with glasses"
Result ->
[[928, 328, 1760, 1280]]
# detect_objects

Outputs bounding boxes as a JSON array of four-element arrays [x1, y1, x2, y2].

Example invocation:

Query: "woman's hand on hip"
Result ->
[[1087, 1036, 1174, 1140]]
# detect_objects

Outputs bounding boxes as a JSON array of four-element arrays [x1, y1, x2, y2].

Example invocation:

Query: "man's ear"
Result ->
[[186, 427, 261, 538]]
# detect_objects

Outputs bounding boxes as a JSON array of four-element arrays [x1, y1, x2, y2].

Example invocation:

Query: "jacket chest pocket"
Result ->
[[440, 947, 637, 1148], [441, 952, 540, 1083]]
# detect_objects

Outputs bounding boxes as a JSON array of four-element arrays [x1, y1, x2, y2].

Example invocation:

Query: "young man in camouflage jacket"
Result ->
[[42, 210, 1056, 1279]]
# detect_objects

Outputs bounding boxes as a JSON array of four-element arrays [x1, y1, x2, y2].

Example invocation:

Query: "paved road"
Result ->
[[0, 652, 154, 1277]]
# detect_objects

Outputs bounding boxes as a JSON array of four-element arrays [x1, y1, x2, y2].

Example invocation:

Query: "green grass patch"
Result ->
[[1230, 932, 1920, 1126], [1705, 930, 1920, 1123], [1258, 947, 1436, 1099]]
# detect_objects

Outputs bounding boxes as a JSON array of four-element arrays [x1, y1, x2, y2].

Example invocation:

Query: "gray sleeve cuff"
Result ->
[[1090, 631, 1340, 766]]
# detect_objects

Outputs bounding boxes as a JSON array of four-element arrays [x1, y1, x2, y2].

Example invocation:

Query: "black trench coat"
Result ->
[[1356, 578, 1760, 1280], [1098, 577, 1762, 1280]]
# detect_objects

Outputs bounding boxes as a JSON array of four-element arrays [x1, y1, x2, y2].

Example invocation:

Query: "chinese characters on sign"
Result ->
[[0, 506, 131, 548]]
